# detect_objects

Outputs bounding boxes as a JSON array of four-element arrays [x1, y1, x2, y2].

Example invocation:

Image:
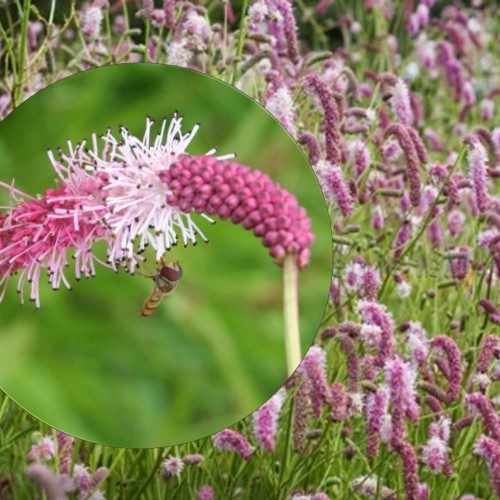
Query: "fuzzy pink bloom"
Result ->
[[299, 132, 321, 166], [136, 0, 154, 18], [315, 161, 353, 217], [462, 81, 476, 107], [72, 464, 91, 493], [198, 485, 215, 500], [480, 99, 494, 121], [466, 137, 490, 213], [366, 385, 390, 458], [161, 456, 184, 479], [404, 321, 429, 366], [299, 345, 331, 416], [393, 439, 420, 500], [212, 429, 253, 460], [361, 266, 381, 301], [448, 246, 470, 281], [357, 301, 396, 366], [27, 436, 56, 462], [25, 464, 73, 500], [343, 262, 364, 293], [82, 6, 104, 39], [386, 358, 419, 442], [0, 179, 105, 308], [330, 382, 350, 422], [1, 116, 314, 308], [265, 72, 297, 138], [381, 75, 414, 125], [474, 435, 500, 496], [418, 483, 430, 500], [90, 466, 108, 490], [273, 0, 300, 63], [252, 388, 286, 452], [422, 335, 462, 404], [421, 418, 452, 475], [407, 13, 420, 36], [466, 393, 500, 441], [57, 433, 74, 476], [150, 9, 166, 28], [162, 0, 175, 28], [447, 209, 465, 237], [372, 206, 384, 231], [427, 220, 442, 247], [183, 453, 204, 465], [384, 124, 422, 207], [476, 334, 500, 373], [348, 140, 371, 178], [303, 74, 342, 164]]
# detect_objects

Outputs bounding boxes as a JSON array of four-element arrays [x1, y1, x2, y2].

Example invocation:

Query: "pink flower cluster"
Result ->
[[0, 116, 314, 307]]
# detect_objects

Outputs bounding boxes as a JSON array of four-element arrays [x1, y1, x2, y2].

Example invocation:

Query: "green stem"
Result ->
[[231, 0, 248, 85], [283, 254, 301, 375], [14, 0, 31, 106]]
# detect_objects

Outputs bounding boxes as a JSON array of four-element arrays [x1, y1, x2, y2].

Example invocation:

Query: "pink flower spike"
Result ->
[[357, 301, 396, 366], [299, 345, 331, 417], [330, 382, 349, 422], [466, 136, 490, 213], [27, 435, 56, 462], [389, 79, 414, 125], [265, 77, 297, 138], [303, 74, 342, 164], [182, 453, 204, 465], [384, 124, 422, 207], [57, 432, 74, 476], [393, 439, 420, 500], [72, 464, 91, 494], [474, 435, 500, 496], [82, 6, 104, 39], [1, 115, 315, 308], [423, 335, 463, 404], [365, 385, 389, 458], [162, 153, 314, 269], [292, 373, 310, 452], [252, 388, 286, 452], [476, 334, 500, 373], [466, 393, 500, 441], [385, 357, 419, 442], [421, 418, 452, 475], [212, 429, 253, 460], [25, 464, 73, 500], [315, 160, 354, 217]]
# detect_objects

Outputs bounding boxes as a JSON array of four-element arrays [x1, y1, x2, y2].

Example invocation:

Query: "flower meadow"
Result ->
[[0, 0, 499, 498]]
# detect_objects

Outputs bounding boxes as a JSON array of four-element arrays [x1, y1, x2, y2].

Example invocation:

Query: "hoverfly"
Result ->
[[140, 259, 183, 317]]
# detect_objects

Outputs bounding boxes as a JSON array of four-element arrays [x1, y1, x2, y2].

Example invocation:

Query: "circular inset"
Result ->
[[0, 64, 331, 447]]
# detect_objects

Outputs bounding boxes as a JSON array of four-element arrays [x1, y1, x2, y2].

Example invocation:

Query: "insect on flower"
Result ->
[[140, 258, 183, 317]]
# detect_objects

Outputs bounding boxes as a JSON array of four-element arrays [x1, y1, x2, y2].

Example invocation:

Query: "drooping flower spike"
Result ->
[[0, 114, 314, 307]]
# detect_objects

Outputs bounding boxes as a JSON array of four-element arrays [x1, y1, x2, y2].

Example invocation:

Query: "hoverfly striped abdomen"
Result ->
[[140, 260, 183, 317]]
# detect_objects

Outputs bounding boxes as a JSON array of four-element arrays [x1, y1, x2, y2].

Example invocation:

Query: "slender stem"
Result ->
[[283, 254, 301, 375], [14, 0, 31, 106], [231, 0, 248, 86]]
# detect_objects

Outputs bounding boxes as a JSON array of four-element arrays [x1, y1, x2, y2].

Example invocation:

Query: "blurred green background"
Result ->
[[0, 64, 331, 447]]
